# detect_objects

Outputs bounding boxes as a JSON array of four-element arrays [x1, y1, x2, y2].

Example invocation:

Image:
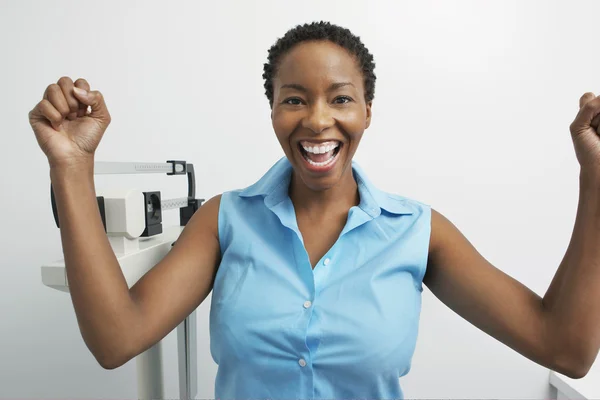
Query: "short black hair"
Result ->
[[262, 21, 376, 108]]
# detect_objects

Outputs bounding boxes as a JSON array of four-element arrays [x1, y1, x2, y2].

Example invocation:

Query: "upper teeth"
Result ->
[[302, 142, 340, 154]]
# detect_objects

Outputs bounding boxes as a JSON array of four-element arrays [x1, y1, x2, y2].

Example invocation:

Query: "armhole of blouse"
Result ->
[[217, 191, 231, 259], [416, 203, 432, 292]]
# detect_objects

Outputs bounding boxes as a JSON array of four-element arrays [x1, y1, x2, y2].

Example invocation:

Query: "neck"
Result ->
[[288, 166, 359, 218]]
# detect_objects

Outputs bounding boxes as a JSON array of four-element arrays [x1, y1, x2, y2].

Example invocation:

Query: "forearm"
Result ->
[[543, 169, 600, 373], [50, 159, 139, 368]]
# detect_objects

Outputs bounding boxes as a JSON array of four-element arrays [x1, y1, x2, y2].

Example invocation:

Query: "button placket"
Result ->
[[314, 255, 332, 294]]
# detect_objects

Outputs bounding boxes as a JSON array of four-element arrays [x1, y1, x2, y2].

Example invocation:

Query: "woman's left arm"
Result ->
[[425, 92, 600, 379]]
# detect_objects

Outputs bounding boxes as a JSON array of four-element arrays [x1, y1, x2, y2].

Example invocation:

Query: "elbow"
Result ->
[[551, 345, 597, 379], [558, 361, 591, 380], [91, 343, 133, 370], [98, 359, 119, 370], [97, 352, 132, 370], [97, 354, 127, 370], [80, 328, 137, 370]]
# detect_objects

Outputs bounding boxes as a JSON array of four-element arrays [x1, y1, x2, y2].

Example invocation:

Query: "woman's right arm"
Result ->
[[52, 164, 221, 369], [31, 77, 221, 369]]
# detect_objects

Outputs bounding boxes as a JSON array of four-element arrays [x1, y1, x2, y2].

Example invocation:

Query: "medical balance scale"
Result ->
[[41, 160, 203, 400]]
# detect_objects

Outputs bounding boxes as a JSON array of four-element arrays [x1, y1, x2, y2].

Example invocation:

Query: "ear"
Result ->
[[365, 101, 372, 129]]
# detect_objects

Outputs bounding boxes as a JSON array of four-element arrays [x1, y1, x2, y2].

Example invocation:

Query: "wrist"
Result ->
[[49, 156, 95, 179], [579, 167, 600, 191]]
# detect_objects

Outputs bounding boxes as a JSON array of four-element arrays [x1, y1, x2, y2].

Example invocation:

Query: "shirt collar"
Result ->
[[239, 156, 414, 216]]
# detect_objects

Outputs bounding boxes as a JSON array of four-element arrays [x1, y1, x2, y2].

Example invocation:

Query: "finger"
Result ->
[[43, 84, 70, 121], [572, 95, 600, 134], [592, 113, 600, 131], [33, 99, 63, 131], [57, 77, 79, 120], [74, 78, 91, 117], [72, 87, 111, 124], [579, 92, 596, 109]]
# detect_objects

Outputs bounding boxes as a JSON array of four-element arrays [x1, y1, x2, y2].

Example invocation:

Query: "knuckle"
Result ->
[[38, 99, 49, 111], [57, 104, 69, 116], [47, 83, 60, 93], [57, 76, 73, 85], [579, 93, 595, 109], [39, 100, 58, 120], [91, 90, 105, 105], [583, 100, 594, 111], [569, 121, 579, 133], [66, 99, 79, 113], [74, 78, 89, 87]]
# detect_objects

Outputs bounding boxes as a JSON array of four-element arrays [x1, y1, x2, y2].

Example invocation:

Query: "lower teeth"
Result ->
[[306, 152, 336, 167]]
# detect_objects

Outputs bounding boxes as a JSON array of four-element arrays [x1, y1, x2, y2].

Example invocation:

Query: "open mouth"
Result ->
[[298, 140, 342, 168]]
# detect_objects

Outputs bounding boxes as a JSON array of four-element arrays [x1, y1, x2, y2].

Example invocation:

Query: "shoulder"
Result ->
[[195, 194, 223, 236], [369, 186, 451, 258], [371, 191, 451, 269], [201, 193, 222, 213], [428, 206, 472, 262], [213, 189, 267, 238]]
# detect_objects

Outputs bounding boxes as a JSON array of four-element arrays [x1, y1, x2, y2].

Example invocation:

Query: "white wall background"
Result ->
[[1, 0, 597, 398]]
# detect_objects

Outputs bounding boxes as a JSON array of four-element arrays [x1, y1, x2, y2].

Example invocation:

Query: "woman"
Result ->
[[28, 21, 600, 399]]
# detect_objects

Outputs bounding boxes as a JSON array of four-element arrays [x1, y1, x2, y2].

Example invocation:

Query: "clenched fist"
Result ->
[[28, 77, 111, 169]]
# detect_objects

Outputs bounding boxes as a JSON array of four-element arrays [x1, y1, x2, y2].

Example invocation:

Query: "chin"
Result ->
[[297, 171, 343, 192]]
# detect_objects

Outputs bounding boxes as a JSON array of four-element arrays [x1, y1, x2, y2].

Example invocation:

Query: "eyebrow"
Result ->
[[280, 82, 355, 92]]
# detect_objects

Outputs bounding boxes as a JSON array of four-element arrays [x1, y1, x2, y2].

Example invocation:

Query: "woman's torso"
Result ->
[[209, 157, 431, 399]]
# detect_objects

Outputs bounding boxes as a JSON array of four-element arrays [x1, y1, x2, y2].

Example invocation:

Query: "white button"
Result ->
[[323, 258, 330, 266], [303, 301, 312, 308], [299, 359, 307, 367]]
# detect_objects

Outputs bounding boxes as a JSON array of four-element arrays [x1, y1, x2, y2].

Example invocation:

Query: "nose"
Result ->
[[301, 101, 334, 134]]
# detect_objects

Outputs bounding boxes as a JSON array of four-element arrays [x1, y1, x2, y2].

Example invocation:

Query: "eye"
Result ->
[[334, 96, 353, 104], [283, 97, 303, 105]]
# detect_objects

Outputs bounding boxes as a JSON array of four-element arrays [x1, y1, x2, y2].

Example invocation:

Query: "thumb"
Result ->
[[72, 87, 111, 124]]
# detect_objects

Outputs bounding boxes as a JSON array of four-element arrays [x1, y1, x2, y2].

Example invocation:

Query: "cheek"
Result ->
[[271, 116, 294, 151], [272, 112, 299, 146], [337, 108, 367, 131], [347, 134, 364, 157], [272, 111, 292, 132]]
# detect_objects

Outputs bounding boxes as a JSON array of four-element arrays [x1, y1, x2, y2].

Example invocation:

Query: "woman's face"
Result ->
[[271, 40, 372, 192]]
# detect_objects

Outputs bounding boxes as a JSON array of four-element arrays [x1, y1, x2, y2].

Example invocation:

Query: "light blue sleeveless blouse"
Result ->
[[209, 157, 431, 399]]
